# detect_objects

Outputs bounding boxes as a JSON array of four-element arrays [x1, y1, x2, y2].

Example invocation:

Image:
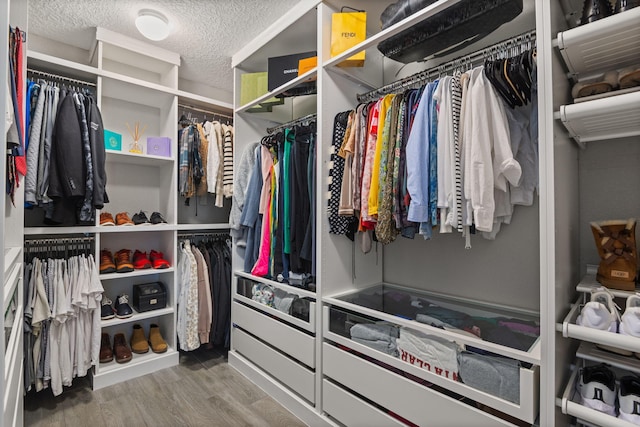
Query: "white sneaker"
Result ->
[[577, 289, 633, 356], [618, 376, 640, 424], [620, 294, 640, 338], [577, 364, 617, 416], [577, 290, 618, 332]]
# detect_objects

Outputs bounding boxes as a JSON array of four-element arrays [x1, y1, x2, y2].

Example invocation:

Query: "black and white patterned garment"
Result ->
[[328, 111, 355, 235], [451, 71, 464, 233]]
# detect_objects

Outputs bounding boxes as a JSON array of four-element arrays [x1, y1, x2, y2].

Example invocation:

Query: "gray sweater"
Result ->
[[229, 142, 260, 243]]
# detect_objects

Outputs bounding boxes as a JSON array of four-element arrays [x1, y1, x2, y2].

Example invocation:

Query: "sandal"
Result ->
[[571, 70, 618, 99]]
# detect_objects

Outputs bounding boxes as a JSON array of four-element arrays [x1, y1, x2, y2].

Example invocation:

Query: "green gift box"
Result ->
[[104, 130, 122, 151]]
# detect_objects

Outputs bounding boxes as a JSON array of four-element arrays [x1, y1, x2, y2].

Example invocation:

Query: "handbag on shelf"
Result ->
[[377, 0, 523, 64]]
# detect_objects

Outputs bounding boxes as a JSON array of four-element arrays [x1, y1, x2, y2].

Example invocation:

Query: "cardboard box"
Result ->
[[146, 136, 171, 157], [298, 56, 317, 76], [268, 51, 317, 91], [104, 130, 122, 151]]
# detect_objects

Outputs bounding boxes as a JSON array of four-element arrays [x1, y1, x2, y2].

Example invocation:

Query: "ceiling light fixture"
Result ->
[[135, 9, 171, 41]]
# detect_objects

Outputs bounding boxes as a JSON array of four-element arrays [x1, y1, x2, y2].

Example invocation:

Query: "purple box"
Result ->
[[146, 137, 171, 157]]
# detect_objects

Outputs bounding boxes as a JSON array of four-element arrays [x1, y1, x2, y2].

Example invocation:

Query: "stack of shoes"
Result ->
[[577, 364, 640, 423], [132, 211, 151, 225], [115, 249, 134, 273], [150, 250, 171, 269], [133, 250, 152, 269], [99, 250, 116, 274], [115, 212, 134, 226], [150, 211, 168, 224], [100, 212, 115, 226], [114, 293, 133, 319]]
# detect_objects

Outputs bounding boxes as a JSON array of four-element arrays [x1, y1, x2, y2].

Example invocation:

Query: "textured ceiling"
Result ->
[[28, 0, 301, 99]]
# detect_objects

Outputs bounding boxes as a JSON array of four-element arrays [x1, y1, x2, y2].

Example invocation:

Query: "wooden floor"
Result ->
[[24, 348, 308, 427]]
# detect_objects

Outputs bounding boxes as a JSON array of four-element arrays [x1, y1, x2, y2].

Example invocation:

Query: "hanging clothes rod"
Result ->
[[178, 231, 230, 240], [27, 68, 97, 87], [356, 29, 536, 103], [24, 236, 95, 245], [178, 103, 233, 120], [267, 113, 317, 134]]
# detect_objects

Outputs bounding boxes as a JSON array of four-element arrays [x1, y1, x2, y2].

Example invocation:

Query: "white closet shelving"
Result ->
[[230, 0, 560, 425], [1, 0, 26, 425], [23, 26, 233, 392], [554, 7, 640, 148], [551, 3, 640, 427]]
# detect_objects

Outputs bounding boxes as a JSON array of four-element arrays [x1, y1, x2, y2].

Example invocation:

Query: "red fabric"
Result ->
[[14, 28, 26, 176]]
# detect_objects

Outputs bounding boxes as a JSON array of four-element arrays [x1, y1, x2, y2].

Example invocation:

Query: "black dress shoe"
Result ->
[[615, 0, 640, 12], [580, 0, 613, 25]]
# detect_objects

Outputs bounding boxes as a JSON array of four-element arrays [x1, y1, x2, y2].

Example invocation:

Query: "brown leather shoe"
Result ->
[[149, 324, 168, 353], [100, 333, 113, 363], [100, 250, 116, 274], [113, 333, 133, 363], [115, 249, 134, 273], [115, 212, 134, 226], [130, 324, 149, 354]]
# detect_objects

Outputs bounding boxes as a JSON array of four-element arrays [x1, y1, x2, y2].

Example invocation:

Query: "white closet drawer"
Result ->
[[323, 343, 518, 427], [234, 275, 316, 333], [323, 379, 406, 427], [232, 301, 315, 367], [233, 328, 315, 403]]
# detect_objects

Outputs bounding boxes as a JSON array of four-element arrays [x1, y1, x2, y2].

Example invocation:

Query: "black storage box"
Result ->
[[132, 282, 167, 313], [268, 51, 317, 91]]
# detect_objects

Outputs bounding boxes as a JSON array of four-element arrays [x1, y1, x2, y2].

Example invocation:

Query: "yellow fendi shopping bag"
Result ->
[[330, 9, 366, 67]]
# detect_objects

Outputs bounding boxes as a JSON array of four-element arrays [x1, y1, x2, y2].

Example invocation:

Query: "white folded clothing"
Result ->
[[397, 327, 460, 381]]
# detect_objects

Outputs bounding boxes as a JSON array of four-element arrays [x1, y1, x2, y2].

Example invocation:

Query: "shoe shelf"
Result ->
[[560, 298, 640, 355], [576, 268, 640, 298], [99, 267, 175, 281], [553, 5, 640, 149], [558, 368, 638, 427], [576, 341, 640, 375], [105, 150, 175, 167], [92, 347, 178, 390], [322, 0, 462, 71], [555, 7, 640, 80], [98, 224, 175, 233], [555, 90, 640, 148], [101, 307, 174, 328]]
